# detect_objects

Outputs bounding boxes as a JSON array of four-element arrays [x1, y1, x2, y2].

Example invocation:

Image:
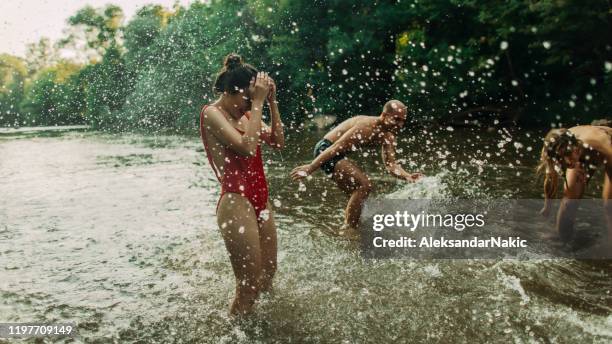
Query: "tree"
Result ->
[[61, 5, 125, 62], [0, 54, 27, 126], [120, 0, 265, 131], [20, 61, 83, 126], [392, 0, 612, 125], [12, 0, 611, 129], [80, 45, 133, 129], [123, 5, 169, 72], [25, 38, 59, 76]]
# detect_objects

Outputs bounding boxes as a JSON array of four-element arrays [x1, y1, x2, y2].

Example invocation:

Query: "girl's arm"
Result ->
[[260, 79, 284, 149], [540, 171, 556, 217], [555, 168, 586, 240]]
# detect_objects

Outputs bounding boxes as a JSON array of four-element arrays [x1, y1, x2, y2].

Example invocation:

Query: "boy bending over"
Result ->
[[291, 100, 422, 236]]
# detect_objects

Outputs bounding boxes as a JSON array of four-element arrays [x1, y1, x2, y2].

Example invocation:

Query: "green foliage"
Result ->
[[251, 0, 407, 119], [25, 38, 59, 76], [67, 4, 124, 52], [81, 45, 133, 129], [391, 0, 612, 124], [0, 54, 27, 126], [19, 61, 83, 126], [123, 5, 167, 73], [120, 0, 266, 131], [4, 0, 611, 130]]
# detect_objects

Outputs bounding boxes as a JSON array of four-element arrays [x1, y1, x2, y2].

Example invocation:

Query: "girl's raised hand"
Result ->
[[252, 72, 270, 103]]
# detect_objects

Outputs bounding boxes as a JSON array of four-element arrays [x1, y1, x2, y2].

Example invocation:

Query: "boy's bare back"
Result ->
[[323, 115, 390, 148]]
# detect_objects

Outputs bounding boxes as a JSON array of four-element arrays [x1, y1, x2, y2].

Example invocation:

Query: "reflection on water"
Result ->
[[0, 126, 610, 343]]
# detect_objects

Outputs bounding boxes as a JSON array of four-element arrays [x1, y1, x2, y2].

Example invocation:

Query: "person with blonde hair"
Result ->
[[538, 125, 612, 245]]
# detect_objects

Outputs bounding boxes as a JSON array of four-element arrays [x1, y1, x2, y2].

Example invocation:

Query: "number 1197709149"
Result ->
[[0, 323, 76, 338]]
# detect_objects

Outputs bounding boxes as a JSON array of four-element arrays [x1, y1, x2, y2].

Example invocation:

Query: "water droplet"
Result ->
[[298, 183, 307, 192], [259, 210, 270, 221]]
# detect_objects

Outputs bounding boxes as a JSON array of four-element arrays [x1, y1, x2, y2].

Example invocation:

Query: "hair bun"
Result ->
[[224, 53, 242, 70]]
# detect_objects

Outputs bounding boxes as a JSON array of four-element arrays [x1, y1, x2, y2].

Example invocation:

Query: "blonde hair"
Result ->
[[537, 128, 601, 198]]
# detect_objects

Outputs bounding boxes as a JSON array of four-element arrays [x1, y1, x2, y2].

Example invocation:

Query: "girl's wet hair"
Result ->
[[536, 128, 600, 198], [543, 128, 579, 164], [213, 53, 258, 94]]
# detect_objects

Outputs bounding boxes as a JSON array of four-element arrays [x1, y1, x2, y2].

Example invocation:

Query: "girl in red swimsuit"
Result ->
[[199, 54, 284, 316]]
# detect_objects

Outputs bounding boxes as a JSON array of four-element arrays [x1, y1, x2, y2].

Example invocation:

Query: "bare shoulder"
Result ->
[[348, 115, 379, 131], [326, 116, 358, 138], [339, 115, 365, 127], [571, 125, 610, 141], [201, 105, 225, 127], [325, 115, 378, 141], [570, 124, 610, 133], [570, 125, 612, 158], [354, 115, 378, 124], [381, 130, 396, 140], [594, 125, 612, 134], [352, 115, 370, 121]]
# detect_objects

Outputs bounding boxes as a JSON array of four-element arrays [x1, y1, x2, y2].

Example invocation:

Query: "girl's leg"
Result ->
[[557, 168, 586, 241], [331, 159, 372, 230], [257, 202, 278, 292], [602, 167, 612, 246], [217, 193, 263, 316]]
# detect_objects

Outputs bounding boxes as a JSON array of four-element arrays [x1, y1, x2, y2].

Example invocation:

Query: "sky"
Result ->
[[0, 0, 193, 57]]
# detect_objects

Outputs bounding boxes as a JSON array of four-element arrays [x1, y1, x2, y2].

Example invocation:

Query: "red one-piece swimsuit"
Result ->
[[199, 105, 269, 221]]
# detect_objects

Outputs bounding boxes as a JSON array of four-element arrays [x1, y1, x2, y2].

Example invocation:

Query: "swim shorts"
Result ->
[[313, 138, 347, 176]]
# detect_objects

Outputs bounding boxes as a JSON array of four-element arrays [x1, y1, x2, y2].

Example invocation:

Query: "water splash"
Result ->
[[386, 172, 450, 199], [500, 272, 531, 305]]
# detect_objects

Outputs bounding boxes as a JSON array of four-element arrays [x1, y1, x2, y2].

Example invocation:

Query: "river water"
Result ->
[[0, 126, 611, 343]]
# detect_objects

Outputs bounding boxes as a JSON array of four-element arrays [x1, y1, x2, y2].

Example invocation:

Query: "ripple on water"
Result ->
[[1, 129, 611, 343]]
